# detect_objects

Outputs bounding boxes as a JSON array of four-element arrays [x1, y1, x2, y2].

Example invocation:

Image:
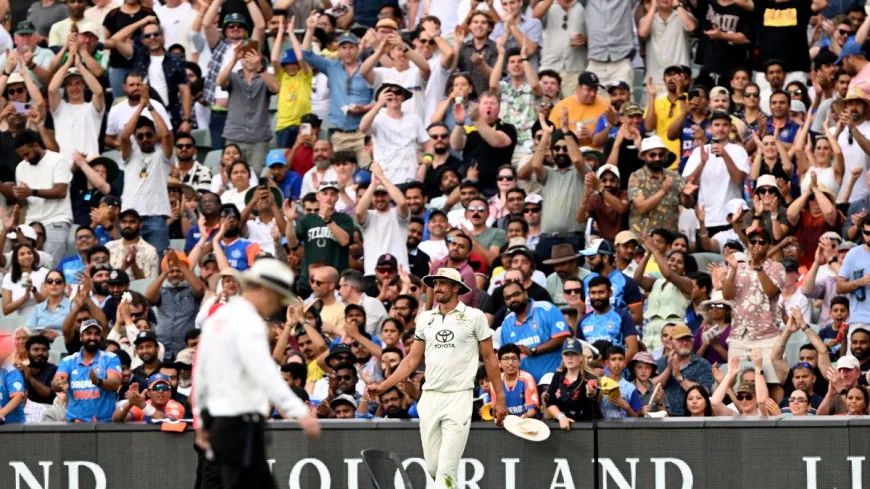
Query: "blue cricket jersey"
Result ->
[[582, 269, 643, 312], [57, 350, 122, 422], [0, 363, 26, 423], [577, 307, 638, 348], [499, 300, 572, 383]]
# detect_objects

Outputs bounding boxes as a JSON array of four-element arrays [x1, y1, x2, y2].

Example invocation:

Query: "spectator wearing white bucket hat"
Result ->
[[628, 135, 696, 236]]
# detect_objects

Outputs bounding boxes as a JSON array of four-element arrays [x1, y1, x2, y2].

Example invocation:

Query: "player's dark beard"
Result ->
[[555, 154, 571, 169], [384, 405, 410, 418], [224, 226, 240, 238], [591, 298, 609, 311], [507, 299, 527, 313], [121, 227, 140, 240], [28, 356, 47, 369], [84, 339, 100, 353], [592, 260, 606, 273], [93, 281, 109, 295]]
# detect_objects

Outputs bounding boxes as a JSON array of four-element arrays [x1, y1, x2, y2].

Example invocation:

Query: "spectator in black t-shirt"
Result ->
[[694, 0, 752, 82], [450, 91, 518, 197], [20, 335, 57, 405], [757, 0, 822, 81], [116, 349, 147, 400], [406, 217, 430, 279], [488, 268, 552, 327], [421, 122, 465, 200]]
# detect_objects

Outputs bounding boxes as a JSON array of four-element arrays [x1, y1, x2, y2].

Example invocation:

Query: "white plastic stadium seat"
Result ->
[[101, 150, 122, 164], [691, 252, 723, 272], [129, 279, 153, 295], [191, 128, 211, 148], [204, 149, 223, 176], [0, 314, 27, 333]]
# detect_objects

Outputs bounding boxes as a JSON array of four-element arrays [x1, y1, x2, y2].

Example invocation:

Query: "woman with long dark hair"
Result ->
[[684, 384, 713, 417], [2, 243, 48, 316]]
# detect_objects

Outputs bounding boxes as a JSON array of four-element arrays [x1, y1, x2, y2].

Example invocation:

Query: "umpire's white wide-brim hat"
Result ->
[[504, 415, 551, 442], [239, 258, 297, 305]]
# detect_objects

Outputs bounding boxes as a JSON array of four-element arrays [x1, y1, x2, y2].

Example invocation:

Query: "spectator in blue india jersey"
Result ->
[[499, 281, 571, 383], [580, 239, 644, 325], [491, 343, 540, 417], [51, 319, 123, 422], [0, 355, 26, 423], [577, 276, 639, 361]]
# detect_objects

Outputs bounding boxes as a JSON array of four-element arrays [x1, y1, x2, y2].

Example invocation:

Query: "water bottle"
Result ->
[[856, 269, 866, 302]]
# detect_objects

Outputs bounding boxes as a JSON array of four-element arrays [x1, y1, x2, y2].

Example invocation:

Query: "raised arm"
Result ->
[[48, 52, 74, 113]]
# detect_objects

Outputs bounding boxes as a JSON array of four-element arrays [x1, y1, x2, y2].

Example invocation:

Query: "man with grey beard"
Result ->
[[299, 140, 336, 197]]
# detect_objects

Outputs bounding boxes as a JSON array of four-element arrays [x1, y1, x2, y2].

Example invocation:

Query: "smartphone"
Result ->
[[240, 39, 260, 55], [11, 102, 31, 114], [300, 123, 312, 136], [688, 89, 701, 99]]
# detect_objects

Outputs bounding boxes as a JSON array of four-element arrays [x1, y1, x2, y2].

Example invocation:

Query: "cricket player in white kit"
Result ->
[[368, 267, 507, 488]]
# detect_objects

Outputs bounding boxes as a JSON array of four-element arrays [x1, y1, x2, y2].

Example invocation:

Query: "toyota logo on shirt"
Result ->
[[434, 329, 455, 348]]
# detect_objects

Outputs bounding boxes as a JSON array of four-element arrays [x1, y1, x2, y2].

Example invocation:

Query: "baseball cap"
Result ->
[[301, 113, 322, 127], [107, 269, 130, 285], [201, 252, 218, 266], [119, 208, 142, 221], [839, 241, 857, 252], [318, 180, 340, 192], [134, 331, 158, 346], [607, 81, 630, 94], [838, 355, 861, 370], [725, 198, 750, 217], [781, 258, 799, 273], [664, 65, 683, 75], [821, 231, 842, 242], [175, 348, 195, 368], [330, 393, 358, 410], [790, 100, 807, 114], [736, 381, 755, 394], [337, 32, 359, 46], [524, 193, 543, 206], [710, 110, 731, 123], [266, 149, 287, 167], [619, 103, 643, 117], [709, 86, 730, 99], [325, 343, 356, 364], [580, 238, 615, 257], [80, 318, 103, 334], [561, 338, 584, 355], [836, 38, 865, 65], [221, 13, 249, 29], [577, 71, 602, 88], [614, 230, 638, 246], [596, 164, 620, 180], [746, 226, 772, 243], [353, 170, 371, 186], [99, 195, 121, 207], [148, 373, 172, 388], [6, 224, 37, 241], [376, 254, 398, 269], [280, 48, 298, 65], [670, 324, 693, 340], [15, 21, 35, 35]]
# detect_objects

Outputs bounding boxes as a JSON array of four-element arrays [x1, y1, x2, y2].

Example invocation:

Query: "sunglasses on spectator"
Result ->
[[793, 361, 813, 370], [497, 175, 515, 181], [862, 228, 870, 236], [176, 143, 193, 149], [744, 92, 760, 98], [552, 145, 569, 153], [430, 133, 449, 140], [749, 238, 767, 246], [226, 23, 244, 30], [418, 37, 436, 45], [136, 132, 154, 141], [151, 384, 172, 392], [467, 205, 486, 212], [45, 278, 64, 285], [788, 89, 802, 96], [142, 32, 161, 39], [561, 13, 569, 29], [376, 267, 394, 274], [310, 278, 327, 286], [563, 287, 583, 295], [838, 29, 852, 36], [709, 303, 728, 309], [788, 397, 809, 403], [756, 187, 775, 195], [7, 87, 25, 95], [524, 207, 541, 214], [735, 393, 755, 401], [335, 374, 354, 381]]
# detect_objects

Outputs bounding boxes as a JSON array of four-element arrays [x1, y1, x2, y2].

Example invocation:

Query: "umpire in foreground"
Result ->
[[193, 258, 321, 489]]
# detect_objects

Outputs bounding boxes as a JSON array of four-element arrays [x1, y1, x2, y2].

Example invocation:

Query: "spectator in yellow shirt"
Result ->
[[272, 17, 314, 149], [548, 71, 610, 147]]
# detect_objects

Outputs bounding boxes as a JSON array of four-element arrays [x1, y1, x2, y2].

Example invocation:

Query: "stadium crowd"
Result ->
[[4, 0, 870, 428]]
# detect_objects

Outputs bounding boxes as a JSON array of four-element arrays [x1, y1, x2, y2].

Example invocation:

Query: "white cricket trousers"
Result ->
[[417, 390, 473, 488]]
